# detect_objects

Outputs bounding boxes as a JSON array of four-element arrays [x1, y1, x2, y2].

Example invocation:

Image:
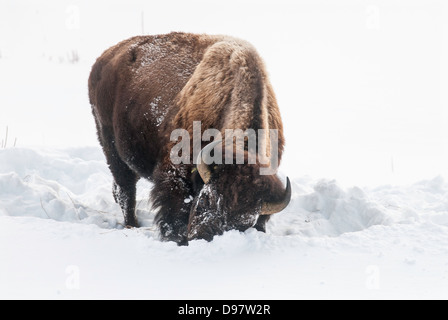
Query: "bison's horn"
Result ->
[[196, 139, 222, 184], [260, 177, 291, 215]]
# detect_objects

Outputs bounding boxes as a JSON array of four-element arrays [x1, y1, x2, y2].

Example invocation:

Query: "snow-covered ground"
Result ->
[[1, 0, 448, 299], [1, 146, 448, 299]]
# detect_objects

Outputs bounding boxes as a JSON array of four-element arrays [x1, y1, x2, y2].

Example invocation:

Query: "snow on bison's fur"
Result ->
[[88, 32, 291, 245]]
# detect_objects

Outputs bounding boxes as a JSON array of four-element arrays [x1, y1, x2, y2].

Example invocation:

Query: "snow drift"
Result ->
[[1, 147, 448, 299]]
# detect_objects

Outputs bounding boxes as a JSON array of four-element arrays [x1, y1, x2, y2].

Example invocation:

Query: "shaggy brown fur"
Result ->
[[88, 32, 287, 244]]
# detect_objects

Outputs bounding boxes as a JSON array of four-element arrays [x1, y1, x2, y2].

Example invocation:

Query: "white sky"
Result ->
[[0, 0, 447, 186]]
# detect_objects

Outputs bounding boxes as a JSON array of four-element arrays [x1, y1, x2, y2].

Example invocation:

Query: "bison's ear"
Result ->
[[196, 140, 222, 184], [260, 176, 291, 215]]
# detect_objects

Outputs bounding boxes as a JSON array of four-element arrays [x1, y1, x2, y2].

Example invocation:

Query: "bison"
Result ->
[[88, 32, 290, 245]]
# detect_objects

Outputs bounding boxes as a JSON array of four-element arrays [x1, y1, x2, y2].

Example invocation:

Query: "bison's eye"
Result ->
[[199, 199, 205, 206]]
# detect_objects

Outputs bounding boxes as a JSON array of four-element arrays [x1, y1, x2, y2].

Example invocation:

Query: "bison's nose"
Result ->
[[178, 238, 189, 246]]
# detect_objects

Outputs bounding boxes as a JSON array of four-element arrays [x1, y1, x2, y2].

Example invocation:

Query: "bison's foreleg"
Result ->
[[156, 205, 190, 245], [151, 164, 194, 245]]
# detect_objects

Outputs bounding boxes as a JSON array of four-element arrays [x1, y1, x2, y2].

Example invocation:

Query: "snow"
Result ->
[[1, 147, 448, 299], [1, 0, 448, 299], [137, 39, 168, 68], [149, 96, 166, 127]]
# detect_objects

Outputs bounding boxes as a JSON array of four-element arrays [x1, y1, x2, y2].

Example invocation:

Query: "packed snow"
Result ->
[[1, 0, 448, 299]]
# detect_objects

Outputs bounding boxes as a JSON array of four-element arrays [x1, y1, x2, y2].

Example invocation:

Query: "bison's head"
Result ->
[[187, 140, 291, 242]]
